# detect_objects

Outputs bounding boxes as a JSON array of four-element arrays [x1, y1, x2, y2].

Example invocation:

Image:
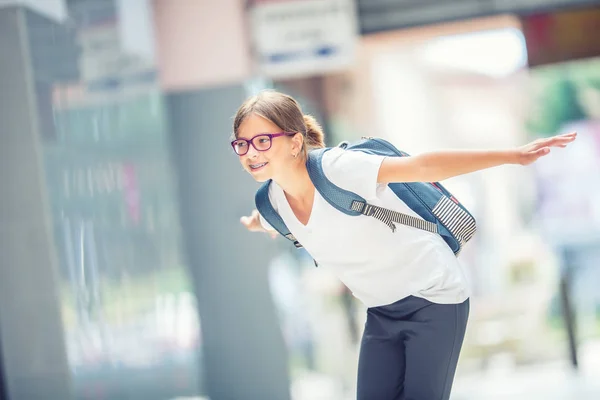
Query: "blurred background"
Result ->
[[0, 0, 600, 399]]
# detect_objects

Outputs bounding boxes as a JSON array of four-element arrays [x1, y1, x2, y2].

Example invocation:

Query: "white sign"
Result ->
[[250, 0, 359, 79]]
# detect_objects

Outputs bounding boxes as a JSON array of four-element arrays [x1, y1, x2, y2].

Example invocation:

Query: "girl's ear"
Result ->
[[291, 132, 304, 154]]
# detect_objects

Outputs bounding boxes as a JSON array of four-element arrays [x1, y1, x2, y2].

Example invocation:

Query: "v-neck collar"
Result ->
[[274, 182, 317, 228]]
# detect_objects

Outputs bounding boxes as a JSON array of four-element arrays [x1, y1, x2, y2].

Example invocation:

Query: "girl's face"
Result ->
[[233, 114, 301, 182]]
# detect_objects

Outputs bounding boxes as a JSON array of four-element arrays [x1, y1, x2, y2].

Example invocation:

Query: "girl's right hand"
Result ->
[[240, 209, 278, 238]]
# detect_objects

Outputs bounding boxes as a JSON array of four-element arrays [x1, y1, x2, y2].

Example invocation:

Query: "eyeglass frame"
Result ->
[[231, 131, 297, 156]]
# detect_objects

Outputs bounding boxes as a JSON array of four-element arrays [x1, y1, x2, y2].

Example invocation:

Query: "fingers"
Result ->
[[552, 131, 577, 142], [521, 132, 576, 165], [536, 147, 550, 156], [551, 132, 577, 139], [240, 210, 258, 227], [549, 135, 576, 145], [535, 132, 576, 149], [240, 215, 251, 227]]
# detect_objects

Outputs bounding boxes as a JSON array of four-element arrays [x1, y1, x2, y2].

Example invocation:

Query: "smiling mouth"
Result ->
[[249, 162, 268, 171]]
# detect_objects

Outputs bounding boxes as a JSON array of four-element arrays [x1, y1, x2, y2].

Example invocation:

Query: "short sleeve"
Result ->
[[321, 147, 386, 200]]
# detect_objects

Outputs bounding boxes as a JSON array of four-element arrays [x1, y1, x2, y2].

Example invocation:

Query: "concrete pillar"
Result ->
[[166, 85, 291, 400], [0, 6, 71, 400]]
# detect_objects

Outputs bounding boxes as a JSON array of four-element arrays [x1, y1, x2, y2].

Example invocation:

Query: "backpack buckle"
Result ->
[[285, 233, 303, 248], [338, 141, 349, 149], [350, 200, 366, 214]]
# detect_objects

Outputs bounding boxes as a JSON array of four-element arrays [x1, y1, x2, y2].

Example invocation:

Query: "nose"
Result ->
[[246, 144, 259, 158]]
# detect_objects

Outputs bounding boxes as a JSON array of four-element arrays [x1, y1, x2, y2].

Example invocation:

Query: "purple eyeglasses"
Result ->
[[231, 131, 296, 156]]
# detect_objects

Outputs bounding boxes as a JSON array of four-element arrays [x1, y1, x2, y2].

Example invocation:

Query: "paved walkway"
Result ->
[[451, 340, 600, 400]]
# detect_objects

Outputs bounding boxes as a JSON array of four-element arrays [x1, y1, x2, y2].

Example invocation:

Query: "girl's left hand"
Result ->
[[516, 132, 577, 166]]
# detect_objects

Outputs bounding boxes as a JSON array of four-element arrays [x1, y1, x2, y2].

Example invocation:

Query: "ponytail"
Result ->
[[303, 114, 325, 150]]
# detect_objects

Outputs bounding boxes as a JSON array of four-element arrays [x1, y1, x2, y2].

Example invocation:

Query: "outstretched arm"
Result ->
[[377, 132, 577, 184]]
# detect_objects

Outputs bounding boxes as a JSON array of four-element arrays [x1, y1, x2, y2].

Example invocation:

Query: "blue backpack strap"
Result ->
[[306, 148, 366, 216], [306, 147, 440, 234], [255, 180, 303, 248]]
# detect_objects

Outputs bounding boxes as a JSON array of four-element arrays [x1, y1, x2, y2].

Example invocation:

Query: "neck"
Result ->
[[274, 162, 313, 202]]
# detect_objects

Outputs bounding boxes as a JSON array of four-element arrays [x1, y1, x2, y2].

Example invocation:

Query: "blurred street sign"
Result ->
[[249, 0, 359, 79], [357, 0, 600, 34]]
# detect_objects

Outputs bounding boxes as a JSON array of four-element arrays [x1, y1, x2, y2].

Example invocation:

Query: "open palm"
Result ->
[[517, 132, 577, 166]]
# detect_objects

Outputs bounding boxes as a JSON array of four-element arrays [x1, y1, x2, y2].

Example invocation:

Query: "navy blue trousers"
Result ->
[[357, 296, 469, 400]]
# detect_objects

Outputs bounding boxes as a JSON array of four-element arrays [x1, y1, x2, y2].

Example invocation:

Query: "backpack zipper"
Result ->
[[430, 182, 459, 204]]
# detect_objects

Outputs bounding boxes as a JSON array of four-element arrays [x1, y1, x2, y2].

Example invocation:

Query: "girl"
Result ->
[[232, 90, 576, 400]]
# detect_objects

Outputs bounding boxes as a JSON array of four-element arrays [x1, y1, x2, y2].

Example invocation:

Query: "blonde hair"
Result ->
[[233, 90, 325, 156]]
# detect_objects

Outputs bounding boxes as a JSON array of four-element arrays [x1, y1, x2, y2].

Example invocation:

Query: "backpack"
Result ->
[[255, 137, 477, 259]]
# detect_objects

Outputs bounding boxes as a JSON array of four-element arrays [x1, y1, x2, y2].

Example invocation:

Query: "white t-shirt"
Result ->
[[260, 147, 470, 308]]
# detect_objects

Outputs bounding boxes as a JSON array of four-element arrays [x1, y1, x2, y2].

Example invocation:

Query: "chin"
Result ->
[[246, 170, 272, 183]]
